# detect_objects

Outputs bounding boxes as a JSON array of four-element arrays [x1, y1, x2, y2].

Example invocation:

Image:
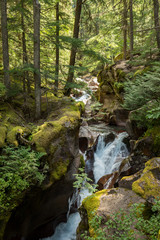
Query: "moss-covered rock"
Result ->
[[32, 102, 81, 184], [132, 158, 160, 199], [81, 190, 107, 237], [78, 188, 145, 239], [145, 126, 160, 155], [0, 126, 7, 148], [7, 126, 28, 146]]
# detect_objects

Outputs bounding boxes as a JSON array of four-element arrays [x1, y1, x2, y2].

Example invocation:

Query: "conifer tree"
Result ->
[[1, 0, 10, 88], [33, 0, 41, 118], [64, 0, 83, 96]]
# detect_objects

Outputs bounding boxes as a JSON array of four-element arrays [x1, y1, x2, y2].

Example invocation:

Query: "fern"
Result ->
[[0, 146, 46, 215]]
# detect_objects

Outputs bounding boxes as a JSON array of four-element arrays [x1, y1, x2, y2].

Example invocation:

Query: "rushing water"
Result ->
[[41, 131, 129, 240]]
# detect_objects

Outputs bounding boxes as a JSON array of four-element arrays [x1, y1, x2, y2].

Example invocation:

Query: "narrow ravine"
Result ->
[[41, 127, 129, 240]]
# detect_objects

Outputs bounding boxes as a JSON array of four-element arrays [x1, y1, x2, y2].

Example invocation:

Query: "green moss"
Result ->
[[7, 126, 26, 146], [76, 101, 85, 114], [132, 158, 160, 199], [50, 159, 70, 182], [145, 126, 160, 154], [114, 53, 124, 62], [32, 103, 80, 153], [0, 126, 7, 148], [82, 189, 107, 236]]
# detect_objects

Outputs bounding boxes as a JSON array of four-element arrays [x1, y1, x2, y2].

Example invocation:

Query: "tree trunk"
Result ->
[[153, 0, 160, 50], [33, 0, 41, 119], [123, 0, 128, 60], [64, 0, 83, 96], [21, 0, 30, 94], [54, 1, 59, 95], [1, 0, 10, 88], [129, 0, 133, 58]]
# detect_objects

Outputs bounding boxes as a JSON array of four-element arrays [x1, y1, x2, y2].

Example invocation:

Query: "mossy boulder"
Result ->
[[0, 126, 7, 148], [78, 188, 145, 239], [132, 158, 160, 199], [32, 103, 81, 184], [145, 126, 160, 155], [7, 126, 30, 146]]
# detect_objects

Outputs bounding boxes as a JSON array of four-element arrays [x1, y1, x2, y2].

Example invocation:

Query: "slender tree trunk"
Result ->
[[54, 1, 59, 95], [129, 0, 134, 58], [33, 0, 41, 119], [21, 0, 30, 94], [123, 0, 127, 60], [64, 0, 83, 96], [153, 0, 160, 50], [1, 0, 10, 88]]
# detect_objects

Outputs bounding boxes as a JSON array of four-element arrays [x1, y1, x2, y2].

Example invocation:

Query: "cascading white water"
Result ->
[[94, 132, 129, 183], [41, 131, 129, 240]]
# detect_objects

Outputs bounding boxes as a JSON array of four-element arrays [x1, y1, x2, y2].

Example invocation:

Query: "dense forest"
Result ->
[[1, 0, 160, 240]]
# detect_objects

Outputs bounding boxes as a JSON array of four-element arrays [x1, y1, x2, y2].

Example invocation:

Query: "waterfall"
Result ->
[[41, 131, 129, 240], [94, 132, 129, 183]]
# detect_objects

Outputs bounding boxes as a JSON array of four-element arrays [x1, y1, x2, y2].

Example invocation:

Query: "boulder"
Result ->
[[119, 170, 143, 190], [132, 158, 160, 200], [78, 188, 146, 239], [126, 119, 146, 140], [97, 172, 119, 190], [128, 137, 155, 175]]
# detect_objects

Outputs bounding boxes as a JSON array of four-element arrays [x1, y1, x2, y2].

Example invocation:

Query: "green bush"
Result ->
[[123, 62, 160, 127], [0, 146, 46, 215]]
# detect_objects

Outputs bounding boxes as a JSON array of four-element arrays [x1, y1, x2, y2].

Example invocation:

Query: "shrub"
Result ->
[[81, 200, 160, 240], [123, 62, 160, 127], [0, 146, 46, 215]]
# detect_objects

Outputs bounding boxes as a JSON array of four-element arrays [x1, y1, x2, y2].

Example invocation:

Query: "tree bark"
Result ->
[[1, 0, 10, 88], [64, 0, 83, 96], [21, 0, 30, 94], [54, 1, 59, 95], [123, 0, 128, 60], [153, 0, 160, 50], [33, 0, 41, 119], [129, 0, 133, 58]]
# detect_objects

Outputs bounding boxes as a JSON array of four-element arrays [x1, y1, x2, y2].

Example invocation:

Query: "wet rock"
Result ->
[[93, 132, 116, 152], [79, 126, 95, 147], [85, 148, 95, 181], [97, 157, 131, 190], [119, 170, 143, 190], [79, 137, 88, 153], [97, 172, 119, 190]]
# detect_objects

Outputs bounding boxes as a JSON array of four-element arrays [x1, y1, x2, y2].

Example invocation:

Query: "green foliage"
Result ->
[[90, 101, 103, 113], [73, 168, 98, 194], [81, 200, 160, 240], [0, 82, 6, 98], [123, 62, 160, 127], [0, 146, 46, 215]]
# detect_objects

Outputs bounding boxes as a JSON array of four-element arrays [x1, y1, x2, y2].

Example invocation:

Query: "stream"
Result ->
[[41, 77, 129, 240], [41, 128, 129, 240]]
